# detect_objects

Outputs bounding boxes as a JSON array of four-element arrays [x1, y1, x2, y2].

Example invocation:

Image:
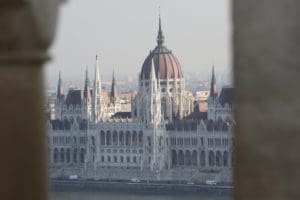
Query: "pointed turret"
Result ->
[[84, 67, 90, 100], [110, 69, 117, 104], [157, 11, 165, 46], [92, 55, 103, 122], [209, 65, 218, 99], [56, 71, 64, 102]]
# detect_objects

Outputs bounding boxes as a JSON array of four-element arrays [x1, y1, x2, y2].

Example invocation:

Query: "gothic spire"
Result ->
[[157, 10, 165, 46], [209, 65, 217, 99], [92, 54, 102, 122], [93, 54, 101, 94], [57, 71, 64, 101], [110, 69, 117, 104], [84, 67, 90, 99]]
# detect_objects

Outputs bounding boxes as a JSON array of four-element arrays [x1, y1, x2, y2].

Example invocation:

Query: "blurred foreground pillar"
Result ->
[[233, 0, 300, 199], [0, 1, 62, 200]]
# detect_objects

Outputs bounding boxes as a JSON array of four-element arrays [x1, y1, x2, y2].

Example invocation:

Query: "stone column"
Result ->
[[0, 1, 62, 200], [234, 0, 300, 199]]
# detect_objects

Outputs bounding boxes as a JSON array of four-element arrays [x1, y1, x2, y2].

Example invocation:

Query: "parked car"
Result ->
[[68, 175, 78, 180], [131, 178, 140, 183], [205, 180, 217, 185]]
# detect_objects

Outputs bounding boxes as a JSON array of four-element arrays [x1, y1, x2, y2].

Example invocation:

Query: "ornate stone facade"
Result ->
[[47, 16, 233, 182]]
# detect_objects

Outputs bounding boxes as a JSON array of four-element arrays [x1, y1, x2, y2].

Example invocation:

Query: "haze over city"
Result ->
[[45, 0, 231, 87]]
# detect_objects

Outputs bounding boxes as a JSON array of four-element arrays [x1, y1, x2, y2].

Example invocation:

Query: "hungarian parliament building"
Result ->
[[46, 17, 233, 183]]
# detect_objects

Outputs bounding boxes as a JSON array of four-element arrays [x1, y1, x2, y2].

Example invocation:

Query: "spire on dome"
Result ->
[[157, 8, 165, 46]]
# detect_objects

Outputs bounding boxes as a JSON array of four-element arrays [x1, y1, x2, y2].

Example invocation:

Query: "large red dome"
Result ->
[[140, 16, 184, 80], [141, 46, 183, 80]]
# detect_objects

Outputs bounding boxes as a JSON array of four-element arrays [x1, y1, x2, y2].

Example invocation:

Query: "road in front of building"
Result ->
[[51, 191, 232, 200]]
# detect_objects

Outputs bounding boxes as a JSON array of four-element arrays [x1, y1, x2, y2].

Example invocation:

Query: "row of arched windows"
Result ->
[[171, 150, 229, 168], [53, 148, 85, 164], [99, 130, 143, 146]]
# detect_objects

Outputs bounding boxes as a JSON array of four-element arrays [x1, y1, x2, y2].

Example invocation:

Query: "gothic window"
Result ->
[[80, 148, 85, 163], [200, 151, 206, 167], [216, 151, 222, 167], [133, 156, 137, 163], [147, 136, 151, 146], [107, 156, 111, 162], [119, 131, 124, 146], [106, 131, 111, 146], [60, 148, 64, 163], [100, 131, 105, 145], [127, 156, 130, 163], [73, 148, 77, 163], [125, 131, 130, 146], [192, 150, 198, 166], [120, 156, 123, 163], [91, 136, 95, 146], [138, 131, 143, 146], [171, 150, 177, 167], [113, 131, 118, 146], [114, 156, 117, 163], [178, 150, 184, 165], [66, 148, 70, 163], [132, 131, 137, 146], [54, 148, 58, 163], [223, 151, 229, 167], [209, 151, 215, 167], [185, 150, 192, 166], [159, 136, 163, 146]]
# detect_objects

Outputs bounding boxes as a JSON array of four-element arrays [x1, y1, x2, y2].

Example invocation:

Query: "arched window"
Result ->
[[73, 148, 77, 163], [171, 150, 177, 167], [91, 136, 95, 146], [216, 151, 222, 167], [200, 151, 206, 167], [73, 136, 76, 145], [223, 151, 229, 167], [60, 148, 64, 163], [209, 151, 215, 167], [54, 148, 58, 163], [100, 131, 105, 145], [66, 148, 70, 163], [147, 136, 151, 146], [185, 150, 192, 166], [120, 156, 124, 163], [132, 131, 137, 146], [192, 150, 198, 166], [80, 148, 85, 163], [106, 131, 111, 146], [178, 150, 184, 165], [113, 131, 118, 146], [125, 131, 131, 146], [119, 131, 124, 146], [138, 131, 143, 146]]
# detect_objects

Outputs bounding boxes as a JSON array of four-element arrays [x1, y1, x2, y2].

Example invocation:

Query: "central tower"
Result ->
[[133, 15, 193, 123]]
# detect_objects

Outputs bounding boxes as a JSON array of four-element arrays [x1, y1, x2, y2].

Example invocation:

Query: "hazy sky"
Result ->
[[45, 0, 231, 86]]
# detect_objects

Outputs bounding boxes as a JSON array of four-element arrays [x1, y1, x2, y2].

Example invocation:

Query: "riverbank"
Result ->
[[51, 179, 233, 195]]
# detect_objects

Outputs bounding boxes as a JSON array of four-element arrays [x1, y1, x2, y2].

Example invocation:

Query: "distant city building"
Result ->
[[47, 16, 234, 183]]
